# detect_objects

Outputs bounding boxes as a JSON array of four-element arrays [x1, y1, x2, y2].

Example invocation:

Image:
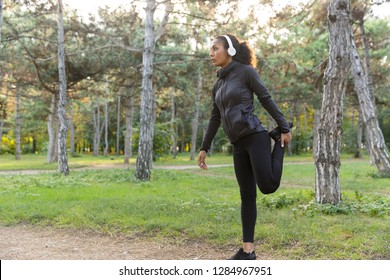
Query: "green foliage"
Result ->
[[1, 1, 389, 159], [294, 192, 390, 217], [260, 191, 312, 209]]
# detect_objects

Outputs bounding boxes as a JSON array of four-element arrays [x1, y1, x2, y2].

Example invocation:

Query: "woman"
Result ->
[[198, 34, 292, 260]]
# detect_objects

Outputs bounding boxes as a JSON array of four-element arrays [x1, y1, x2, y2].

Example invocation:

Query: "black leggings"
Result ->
[[232, 132, 285, 243]]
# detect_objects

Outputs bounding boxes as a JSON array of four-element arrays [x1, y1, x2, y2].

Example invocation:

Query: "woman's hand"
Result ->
[[280, 132, 292, 148], [198, 150, 208, 170]]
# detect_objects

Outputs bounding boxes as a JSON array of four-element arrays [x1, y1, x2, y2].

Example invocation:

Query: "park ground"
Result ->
[[0, 153, 389, 260]]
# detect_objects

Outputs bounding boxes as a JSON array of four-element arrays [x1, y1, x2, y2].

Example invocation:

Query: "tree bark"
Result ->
[[136, 0, 156, 180], [315, 0, 351, 205], [349, 31, 390, 177], [15, 88, 21, 160], [57, 0, 69, 175], [136, 0, 171, 180]]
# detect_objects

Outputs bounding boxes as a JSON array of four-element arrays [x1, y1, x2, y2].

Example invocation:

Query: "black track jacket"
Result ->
[[200, 61, 290, 152]]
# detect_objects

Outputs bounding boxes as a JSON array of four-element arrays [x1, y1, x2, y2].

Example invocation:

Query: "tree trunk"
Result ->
[[15, 88, 21, 160], [315, 0, 351, 205], [136, 0, 156, 180], [47, 94, 58, 163], [358, 17, 375, 102], [170, 90, 177, 159], [0, 0, 2, 43], [349, 31, 390, 177], [190, 71, 202, 160], [0, 74, 8, 148], [136, 0, 171, 180], [312, 109, 320, 158], [355, 112, 363, 158], [104, 79, 109, 157], [181, 124, 185, 153], [92, 97, 101, 157], [69, 101, 75, 155], [124, 82, 134, 164], [57, 0, 69, 175], [116, 95, 121, 156]]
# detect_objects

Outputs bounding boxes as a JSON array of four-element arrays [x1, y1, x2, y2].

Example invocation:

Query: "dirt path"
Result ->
[[0, 225, 238, 260]]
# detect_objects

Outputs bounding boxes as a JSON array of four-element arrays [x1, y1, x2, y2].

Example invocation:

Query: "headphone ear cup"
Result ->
[[223, 35, 236, 56], [228, 47, 236, 56]]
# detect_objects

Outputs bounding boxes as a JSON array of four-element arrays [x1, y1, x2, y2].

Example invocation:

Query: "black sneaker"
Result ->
[[228, 248, 256, 260], [269, 122, 294, 142]]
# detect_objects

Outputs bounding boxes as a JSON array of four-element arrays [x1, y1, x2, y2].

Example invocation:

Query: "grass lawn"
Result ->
[[0, 153, 389, 259]]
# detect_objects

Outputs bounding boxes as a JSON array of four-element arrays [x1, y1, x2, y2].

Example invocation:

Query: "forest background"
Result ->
[[0, 0, 389, 165]]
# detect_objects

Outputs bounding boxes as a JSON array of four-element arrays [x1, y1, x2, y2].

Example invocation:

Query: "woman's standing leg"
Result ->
[[233, 145, 257, 243], [232, 136, 257, 256]]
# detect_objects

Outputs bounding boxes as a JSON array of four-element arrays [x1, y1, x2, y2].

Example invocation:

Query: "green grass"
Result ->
[[0, 153, 389, 259], [0, 154, 132, 171]]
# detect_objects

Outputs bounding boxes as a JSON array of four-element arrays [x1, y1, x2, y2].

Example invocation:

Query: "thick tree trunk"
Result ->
[[358, 17, 375, 102], [315, 0, 351, 205], [136, 0, 156, 180], [190, 71, 202, 160], [57, 0, 69, 175], [349, 36, 390, 177], [136, 0, 171, 180], [15, 88, 21, 160]]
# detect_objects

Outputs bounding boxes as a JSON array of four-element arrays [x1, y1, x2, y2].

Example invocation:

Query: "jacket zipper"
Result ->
[[219, 79, 234, 141]]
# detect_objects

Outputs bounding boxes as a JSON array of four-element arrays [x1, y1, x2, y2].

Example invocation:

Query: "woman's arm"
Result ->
[[247, 67, 291, 133]]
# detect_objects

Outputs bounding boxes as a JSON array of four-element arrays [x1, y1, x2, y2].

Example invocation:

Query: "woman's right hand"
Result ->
[[198, 150, 208, 170]]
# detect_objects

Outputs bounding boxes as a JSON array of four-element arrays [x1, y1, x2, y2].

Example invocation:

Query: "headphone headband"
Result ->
[[222, 35, 236, 57]]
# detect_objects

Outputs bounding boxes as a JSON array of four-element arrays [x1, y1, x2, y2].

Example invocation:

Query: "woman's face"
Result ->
[[210, 38, 232, 68]]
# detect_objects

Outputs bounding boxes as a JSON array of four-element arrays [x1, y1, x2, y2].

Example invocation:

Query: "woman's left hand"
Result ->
[[280, 132, 292, 148]]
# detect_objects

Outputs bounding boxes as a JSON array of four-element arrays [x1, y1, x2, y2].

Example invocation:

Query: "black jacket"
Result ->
[[200, 61, 290, 152]]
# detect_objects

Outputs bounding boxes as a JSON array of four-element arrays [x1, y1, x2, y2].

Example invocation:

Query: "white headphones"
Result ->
[[222, 35, 236, 56]]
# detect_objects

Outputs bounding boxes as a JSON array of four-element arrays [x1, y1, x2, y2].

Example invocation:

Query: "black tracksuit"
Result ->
[[200, 61, 290, 243]]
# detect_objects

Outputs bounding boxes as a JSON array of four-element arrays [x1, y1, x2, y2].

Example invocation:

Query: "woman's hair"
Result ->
[[216, 34, 257, 67]]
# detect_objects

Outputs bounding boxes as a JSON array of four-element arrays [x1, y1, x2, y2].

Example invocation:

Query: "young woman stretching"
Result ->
[[198, 34, 293, 260]]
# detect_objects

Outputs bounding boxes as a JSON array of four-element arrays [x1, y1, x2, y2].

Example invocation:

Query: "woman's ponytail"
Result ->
[[235, 41, 257, 68]]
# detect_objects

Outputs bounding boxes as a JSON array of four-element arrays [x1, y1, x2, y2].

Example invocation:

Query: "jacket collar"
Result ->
[[217, 60, 241, 79]]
